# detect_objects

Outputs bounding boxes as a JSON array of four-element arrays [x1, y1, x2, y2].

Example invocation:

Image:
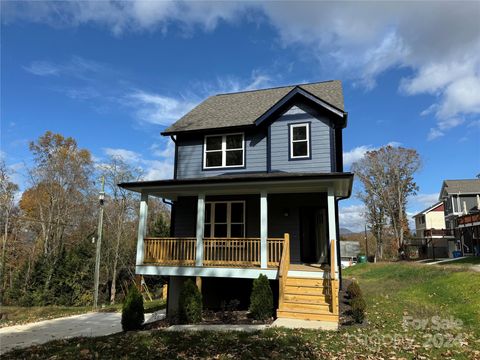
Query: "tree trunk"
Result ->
[[110, 203, 125, 305], [0, 212, 9, 305]]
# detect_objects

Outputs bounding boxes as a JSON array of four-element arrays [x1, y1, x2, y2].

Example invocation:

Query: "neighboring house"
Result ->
[[119, 80, 353, 324], [439, 179, 480, 257], [412, 202, 450, 258]]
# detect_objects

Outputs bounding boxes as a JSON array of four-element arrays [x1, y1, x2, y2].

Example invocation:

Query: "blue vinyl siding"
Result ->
[[176, 131, 267, 178], [174, 104, 334, 178], [269, 106, 332, 173]]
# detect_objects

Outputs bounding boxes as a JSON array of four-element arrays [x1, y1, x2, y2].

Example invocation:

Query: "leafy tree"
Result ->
[[352, 146, 421, 257], [19, 131, 94, 304]]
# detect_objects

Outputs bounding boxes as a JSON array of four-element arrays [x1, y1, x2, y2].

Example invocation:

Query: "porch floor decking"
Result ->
[[289, 263, 327, 272]]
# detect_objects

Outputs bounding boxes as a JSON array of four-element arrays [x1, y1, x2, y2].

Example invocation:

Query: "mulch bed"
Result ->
[[144, 310, 273, 330]]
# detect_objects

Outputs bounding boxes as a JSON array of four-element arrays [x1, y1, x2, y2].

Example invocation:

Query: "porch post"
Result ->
[[196, 193, 205, 267], [327, 188, 338, 276], [136, 192, 149, 266], [260, 191, 268, 269]]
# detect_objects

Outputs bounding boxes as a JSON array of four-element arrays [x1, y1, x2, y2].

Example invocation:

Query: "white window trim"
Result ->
[[203, 133, 245, 169], [289, 123, 310, 159], [204, 201, 246, 238]]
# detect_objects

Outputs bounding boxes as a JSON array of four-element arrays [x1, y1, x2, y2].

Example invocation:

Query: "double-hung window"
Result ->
[[204, 133, 244, 169], [289, 123, 310, 159], [204, 201, 245, 238]]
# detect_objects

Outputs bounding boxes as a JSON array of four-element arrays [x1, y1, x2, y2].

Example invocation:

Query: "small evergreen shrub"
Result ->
[[178, 279, 202, 324], [249, 274, 273, 320], [350, 296, 366, 323], [121, 285, 145, 331], [347, 280, 362, 299]]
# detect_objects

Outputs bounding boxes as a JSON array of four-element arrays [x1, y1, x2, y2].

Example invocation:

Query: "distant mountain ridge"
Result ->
[[339, 227, 354, 235]]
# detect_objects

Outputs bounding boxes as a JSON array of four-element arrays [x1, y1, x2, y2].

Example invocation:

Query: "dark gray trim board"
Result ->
[[119, 172, 354, 190]]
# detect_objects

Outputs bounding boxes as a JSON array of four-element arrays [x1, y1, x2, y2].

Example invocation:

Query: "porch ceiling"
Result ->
[[118, 172, 353, 200]]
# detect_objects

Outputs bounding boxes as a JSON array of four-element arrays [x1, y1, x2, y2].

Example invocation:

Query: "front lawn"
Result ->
[[3, 264, 479, 359]]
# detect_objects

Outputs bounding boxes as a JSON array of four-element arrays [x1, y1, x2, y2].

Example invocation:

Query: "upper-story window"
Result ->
[[204, 133, 244, 169], [289, 123, 310, 159]]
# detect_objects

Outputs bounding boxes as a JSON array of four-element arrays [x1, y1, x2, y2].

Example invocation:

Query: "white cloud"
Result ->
[[150, 139, 175, 159], [8, 1, 480, 138], [126, 90, 197, 126], [343, 145, 374, 167], [338, 204, 366, 233], [23, 61, 60, 76], [102, 146, 173, 180], [411, 193, 440, 209], [23, 56, 108, 80], [104, 148, 142, 163], [343, 141, 402, 167], [427, 128, 444, 141]]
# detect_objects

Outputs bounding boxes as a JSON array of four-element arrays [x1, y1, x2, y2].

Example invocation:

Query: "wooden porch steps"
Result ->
[[277, 276, 338, 322]]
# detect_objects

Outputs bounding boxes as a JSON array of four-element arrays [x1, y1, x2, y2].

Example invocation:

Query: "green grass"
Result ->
[[0, 299, 165, 328], [3, 265, 480, 359]]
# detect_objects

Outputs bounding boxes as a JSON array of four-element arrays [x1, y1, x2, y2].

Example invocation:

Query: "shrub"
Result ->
[[178, 279, 202, 324], [249, 274, 273, 320], [351, 296, 366, 323], [121, 285, 145, 331], [347, 280, 362, 299]]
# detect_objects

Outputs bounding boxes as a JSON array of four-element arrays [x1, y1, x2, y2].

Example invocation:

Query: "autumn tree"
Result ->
[[352, 146, 421, 257], [20, 131, 94, 302], [0, 160, 19, 304]]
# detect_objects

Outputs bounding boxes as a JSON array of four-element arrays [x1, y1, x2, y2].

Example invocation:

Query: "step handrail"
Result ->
[[278, 233, 290, 307]]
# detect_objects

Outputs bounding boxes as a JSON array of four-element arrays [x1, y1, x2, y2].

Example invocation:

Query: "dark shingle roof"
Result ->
[[163, 80, 344, 134], [441, 179, 480, 196]]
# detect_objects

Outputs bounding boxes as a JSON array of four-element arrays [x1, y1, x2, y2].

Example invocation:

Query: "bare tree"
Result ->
[[0, 160, 19, 304], [99, 156, 141, 304], [352, 146, 421, 257]]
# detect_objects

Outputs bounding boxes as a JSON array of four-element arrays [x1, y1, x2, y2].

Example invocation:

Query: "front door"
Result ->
[[300, 207, 328, 263]]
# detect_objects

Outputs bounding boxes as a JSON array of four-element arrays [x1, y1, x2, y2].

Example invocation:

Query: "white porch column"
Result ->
[[136, 193, 149, 266], [196, 193, 205, 266], [260, 191, 268, 269], [327, 188, 338, 275]]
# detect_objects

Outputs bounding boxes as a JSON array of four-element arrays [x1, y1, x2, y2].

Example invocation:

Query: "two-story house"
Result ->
[[413, 202, 450, 258], [119, 80, 353, 325], [440, 179, 480, 256]]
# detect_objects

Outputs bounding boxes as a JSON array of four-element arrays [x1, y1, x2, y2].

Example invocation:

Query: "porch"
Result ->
[[119, 172, 353, 279]]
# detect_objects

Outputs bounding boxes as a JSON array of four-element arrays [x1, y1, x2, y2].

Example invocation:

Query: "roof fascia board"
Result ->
[[161, 124, 254, 137], [255, 87, 345, 128]]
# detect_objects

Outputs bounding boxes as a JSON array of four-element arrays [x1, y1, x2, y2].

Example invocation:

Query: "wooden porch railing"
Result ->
[[203, 238, 261, 267], [143, 237, 196, 266], [278, 233, 290, 307], [329, 238, 339, 316], [143, 236, 286, 268]]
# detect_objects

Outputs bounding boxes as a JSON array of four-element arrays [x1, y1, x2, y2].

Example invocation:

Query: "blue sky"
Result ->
[[1, 1, 479, 231]]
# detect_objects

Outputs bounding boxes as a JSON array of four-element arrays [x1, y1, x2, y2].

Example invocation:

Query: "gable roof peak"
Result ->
[[162, 79, 345, 135]]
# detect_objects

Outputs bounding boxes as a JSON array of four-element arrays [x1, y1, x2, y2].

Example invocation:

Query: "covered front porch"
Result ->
[[119, 172, 353, 279]]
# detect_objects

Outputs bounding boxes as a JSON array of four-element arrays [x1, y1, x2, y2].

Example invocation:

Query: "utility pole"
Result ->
[[93, 176, 105, 310], [364, 223, 369, 259]]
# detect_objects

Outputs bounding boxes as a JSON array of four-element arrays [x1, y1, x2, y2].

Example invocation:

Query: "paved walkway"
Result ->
[[0, 310, 164, 354]]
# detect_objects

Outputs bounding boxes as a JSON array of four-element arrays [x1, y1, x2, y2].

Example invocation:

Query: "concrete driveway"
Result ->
[[0, 310, 165, 354]]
